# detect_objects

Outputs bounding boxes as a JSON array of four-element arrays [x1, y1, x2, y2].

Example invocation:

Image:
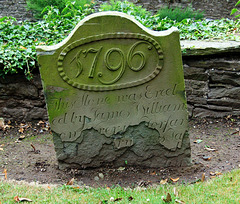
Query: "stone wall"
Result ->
[[184, 54, 240, 118], [0, 0, 33, 21], [0, 0, 239, 21], [0, 41, 239, 121], [0, 74, 47, 121]]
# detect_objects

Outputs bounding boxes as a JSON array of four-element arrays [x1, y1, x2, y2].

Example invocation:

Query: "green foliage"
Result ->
[[0, 0, 239, 79], [231, 0, 240, 19], [156, 6, 204, 22], [26, 0, 93, 18], [99, 0, 151, 23]]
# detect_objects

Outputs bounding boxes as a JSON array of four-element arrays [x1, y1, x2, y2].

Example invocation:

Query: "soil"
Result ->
[[0, 117, 239, 187]]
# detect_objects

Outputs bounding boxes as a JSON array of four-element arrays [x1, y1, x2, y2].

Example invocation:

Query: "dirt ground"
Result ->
[[0, 117, 239, 187]]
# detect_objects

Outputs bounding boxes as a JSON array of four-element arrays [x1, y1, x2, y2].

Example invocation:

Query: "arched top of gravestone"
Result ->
[[37, 11, 178, 52], [37, 12, 181, 91]]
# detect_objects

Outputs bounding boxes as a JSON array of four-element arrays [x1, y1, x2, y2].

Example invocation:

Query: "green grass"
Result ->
[[0, 169, 239, 203]]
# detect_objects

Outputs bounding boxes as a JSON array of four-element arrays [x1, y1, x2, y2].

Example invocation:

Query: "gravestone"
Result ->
[[37, 12, 191, 169]]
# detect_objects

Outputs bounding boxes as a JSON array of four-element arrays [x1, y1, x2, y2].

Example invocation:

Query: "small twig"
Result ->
[[31, 143, 36, 152]]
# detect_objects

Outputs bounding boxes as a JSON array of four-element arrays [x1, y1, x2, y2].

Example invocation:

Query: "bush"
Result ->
[[156, 6, 204, 22], [231, 0, 240, 19], [26, 0, 93, 19], [99, 0, 152, 23], [0, 0, 239, 79]]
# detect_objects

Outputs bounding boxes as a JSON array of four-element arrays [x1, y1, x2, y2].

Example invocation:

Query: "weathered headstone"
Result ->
[[37, 12, 191, 169]]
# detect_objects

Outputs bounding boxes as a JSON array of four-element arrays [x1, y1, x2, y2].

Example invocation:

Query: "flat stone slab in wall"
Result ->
[[37, 12, 191, 169]]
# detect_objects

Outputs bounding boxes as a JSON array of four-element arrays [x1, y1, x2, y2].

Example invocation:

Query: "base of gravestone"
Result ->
[[52, 122, 191, 170]]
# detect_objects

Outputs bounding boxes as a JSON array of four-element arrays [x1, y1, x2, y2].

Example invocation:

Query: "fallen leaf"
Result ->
[[14, 196, 32, 202], [128, 196, 133, 201], [72, 186, 80, 189], [19, 45, 27, 50], [3, 169, 7, 180], [231, 128, 240, 136], [18, 128, 24, 133], [150, 171, 156, 176], [201, 173, 205, 182], [202, 156, 211, 161], [173, 187, 178, 197], [232, 180, 238, 185], [19, 135, 25, 140], [114, 198, 122, 201], [0, 118, 7, 130], [194, 139, 203, 144], [215, 172, 222, 176], [117, 167, 125, 171], [175, 199, 185, 204], [170, 177, 180, 182], [160, 178, 168, 184], [210, 171, 222, 176], [38, 42, 46, 45], [162, 193, 172, 203], [205, 147, 216, 152], [37, 120, 45, 125], [66, 178, 74, 185]]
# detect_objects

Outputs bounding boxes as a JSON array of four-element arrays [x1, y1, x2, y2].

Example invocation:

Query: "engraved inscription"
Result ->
[[114, 138, 134, 149], [58, 33, 164, 91]]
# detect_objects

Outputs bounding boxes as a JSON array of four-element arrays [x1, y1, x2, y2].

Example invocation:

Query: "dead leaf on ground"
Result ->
[[128, 196, 133, 201], [232, 180, 238, 185], [201, 173, 205, 182], [175, 199, 185, 204], [205, 147, 217, 152], [19, 46, 27, 50], [14, 196, 32, 202], [18, 128, 24, 133], [66, 178, 74, 185], [3, 169, 7, 180], [194, 139, 203, 144], [202, 156, 211, 161], [210, 171, 222, 176], [231, 128, 240, 136], [170, 177, 180, 182], [19, 135, 25, 140], [117, 167, 125, 171], [173, 187, 178, 197], [162, 193, 172, 203], [114, 198, 123, 202], [150, 171, 156, 175], [160, 178, 168, 184], [0, 118, 7, 130]]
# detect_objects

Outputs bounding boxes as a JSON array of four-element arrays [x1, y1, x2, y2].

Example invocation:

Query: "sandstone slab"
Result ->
[[37, 12, 191, 169]]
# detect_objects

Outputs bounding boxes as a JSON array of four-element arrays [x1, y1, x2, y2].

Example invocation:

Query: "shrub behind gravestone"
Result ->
[[26, 0, 92, 19], [157, 6, 204, 22]]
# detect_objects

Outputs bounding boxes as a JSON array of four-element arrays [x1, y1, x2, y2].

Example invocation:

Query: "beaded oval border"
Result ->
[[57, 33, 164, 91]]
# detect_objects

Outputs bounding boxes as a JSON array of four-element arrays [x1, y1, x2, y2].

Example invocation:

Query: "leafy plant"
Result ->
[[0, 0, 239, 79], [99, 0, 152, 24], [26, 0, 93, 19], [231, 0, 240, 18], [156, 6, 204, 22]]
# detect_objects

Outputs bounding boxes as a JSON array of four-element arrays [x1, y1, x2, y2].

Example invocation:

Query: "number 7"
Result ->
[[83, 47, 103, 78]]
